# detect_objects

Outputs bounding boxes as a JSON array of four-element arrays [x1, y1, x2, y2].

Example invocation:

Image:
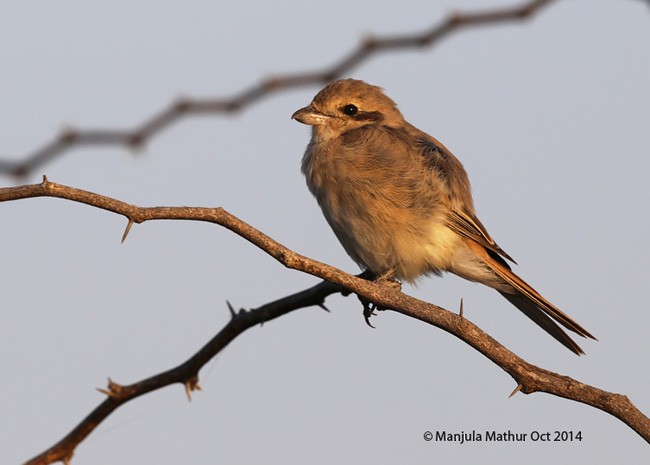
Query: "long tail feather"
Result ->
[[463, 239, 596, 354], [499, 291, 585, 355], [487, 258, 596, 341]]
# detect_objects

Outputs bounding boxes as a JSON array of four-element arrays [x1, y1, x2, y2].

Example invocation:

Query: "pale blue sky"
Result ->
[[2, 1, 649, 464]]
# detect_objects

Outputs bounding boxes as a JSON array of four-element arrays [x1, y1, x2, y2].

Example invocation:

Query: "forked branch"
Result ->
[[0, 177, 647, 465]]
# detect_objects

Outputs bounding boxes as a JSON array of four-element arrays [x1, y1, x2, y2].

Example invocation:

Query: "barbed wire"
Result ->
[[0, 0, 555, 177]]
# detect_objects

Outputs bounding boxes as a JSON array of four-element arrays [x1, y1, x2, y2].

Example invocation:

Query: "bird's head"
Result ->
[[292, 79, 404, 140]]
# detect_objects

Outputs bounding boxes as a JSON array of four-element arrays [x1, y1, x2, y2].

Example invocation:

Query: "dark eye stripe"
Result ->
[[354, 110, 383, 122], [339, 103, 383, 122]]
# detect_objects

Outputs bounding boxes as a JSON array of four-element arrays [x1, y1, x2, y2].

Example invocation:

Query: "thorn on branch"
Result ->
[[508, 384, 523, 398], [121, 218, 135, 243], [185, 376, 201, 402], [97, 377, 124, 398], [459, 298, 464, 318], [318, 303, 331, 313], [226, 300, 237, 319]]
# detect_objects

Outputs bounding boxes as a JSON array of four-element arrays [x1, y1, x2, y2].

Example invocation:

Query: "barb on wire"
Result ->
[[0, 0, 555, 177]]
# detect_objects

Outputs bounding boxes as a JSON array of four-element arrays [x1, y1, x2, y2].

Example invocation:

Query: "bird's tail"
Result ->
[[490, 258, 595, 355], [463, 240, 596, 355], [497, 289, 593, 355]]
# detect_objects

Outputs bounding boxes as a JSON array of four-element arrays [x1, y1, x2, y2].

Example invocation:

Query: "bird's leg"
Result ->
[[357, 269, 377, 281], [374, 268, 402, 292], [358, 268, 401, 327]]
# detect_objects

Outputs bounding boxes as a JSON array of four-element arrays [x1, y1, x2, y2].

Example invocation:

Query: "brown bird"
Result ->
[[292, 78, 595, 355]]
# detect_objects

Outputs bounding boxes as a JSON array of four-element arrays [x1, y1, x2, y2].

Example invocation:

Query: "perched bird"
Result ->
[[292, 78, 595, 355]]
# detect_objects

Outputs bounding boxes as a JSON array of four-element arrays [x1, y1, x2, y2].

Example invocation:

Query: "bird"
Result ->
[[292, 78, 595, 355]]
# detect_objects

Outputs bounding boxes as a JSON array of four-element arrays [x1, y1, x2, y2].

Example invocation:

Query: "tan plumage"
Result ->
[[293, 79, 595, 354]]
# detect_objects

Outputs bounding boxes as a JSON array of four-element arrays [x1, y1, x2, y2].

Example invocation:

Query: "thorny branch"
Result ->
[[3, 1, 648, 463], [1, 177, 648, 465], [0, 0, 555, 177]]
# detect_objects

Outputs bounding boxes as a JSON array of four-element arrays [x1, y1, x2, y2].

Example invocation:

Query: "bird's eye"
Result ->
[[342, 104, 358, 116]]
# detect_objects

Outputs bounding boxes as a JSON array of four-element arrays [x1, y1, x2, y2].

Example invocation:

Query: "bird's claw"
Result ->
[[359, 296, 389, 328], [357, 269, 401, 327], [362, 300, 377, 328]]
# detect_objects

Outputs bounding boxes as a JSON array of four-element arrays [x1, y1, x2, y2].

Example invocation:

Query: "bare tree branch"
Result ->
[[0, 0, 555, 177], [2, 177, 648, 465], [23, 279, 342, 465]]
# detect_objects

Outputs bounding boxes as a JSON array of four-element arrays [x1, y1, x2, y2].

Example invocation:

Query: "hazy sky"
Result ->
[[2, 1, 649, 464]]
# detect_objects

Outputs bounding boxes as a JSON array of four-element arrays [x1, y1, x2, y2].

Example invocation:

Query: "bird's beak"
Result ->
[[292, 105, 331, 126]]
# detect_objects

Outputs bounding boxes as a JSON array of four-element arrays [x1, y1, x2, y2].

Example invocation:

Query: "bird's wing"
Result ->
[[413, 134, 514, 264], [447, 208, 516, 264]]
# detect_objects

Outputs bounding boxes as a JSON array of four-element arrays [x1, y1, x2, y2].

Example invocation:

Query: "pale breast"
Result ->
[[302, 132, 457, 281]]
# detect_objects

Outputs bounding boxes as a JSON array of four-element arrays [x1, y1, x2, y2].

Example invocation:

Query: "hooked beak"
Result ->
[[291, 105, 331, 126]]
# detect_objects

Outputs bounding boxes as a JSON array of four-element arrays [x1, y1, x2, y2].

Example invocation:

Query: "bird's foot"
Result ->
[[360, 296, 379, 328], [359, 268, 401, 288], [357, 269, 401, 327], [374, 269, 402, 291]]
